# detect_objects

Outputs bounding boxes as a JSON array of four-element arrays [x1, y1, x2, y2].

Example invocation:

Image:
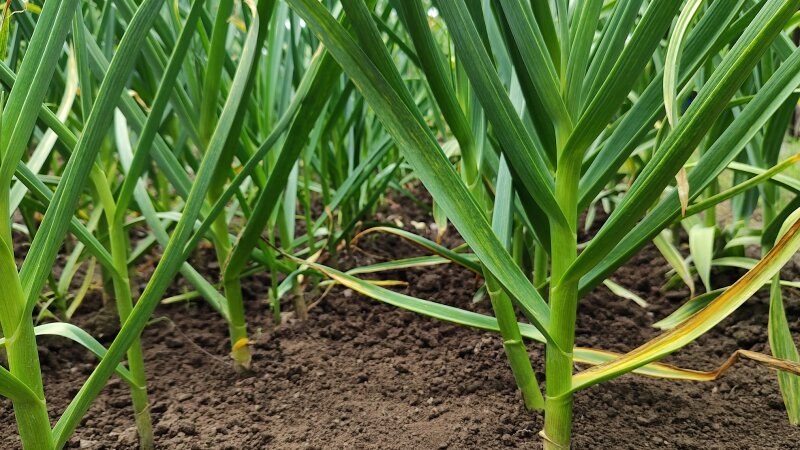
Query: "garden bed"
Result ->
[[2, 200, 799, 450]]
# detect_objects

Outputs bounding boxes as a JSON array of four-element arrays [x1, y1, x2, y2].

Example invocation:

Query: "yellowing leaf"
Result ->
[[570, 210, 800, 393]]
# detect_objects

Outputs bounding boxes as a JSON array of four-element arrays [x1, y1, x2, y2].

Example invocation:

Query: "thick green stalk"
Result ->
[[221, 31, 336, 372], [215, 199, 242, 369], [544, 154, 581, 449], [465, 142, 544, 410], [220, 0, 277, 371], [0, 3, 77, 444], [222, 277, 251, 369], [0, 1, 72, 436], [482, 158, 543, 411], [486, 274, 544, 410], [95, 171, 154, 449], [0, 188, 52, 450]]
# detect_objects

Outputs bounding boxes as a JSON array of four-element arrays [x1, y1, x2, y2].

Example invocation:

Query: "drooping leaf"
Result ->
[[603, 279, 648, 308], [571, 210, 800, 393], [305, 258, 799, 383]]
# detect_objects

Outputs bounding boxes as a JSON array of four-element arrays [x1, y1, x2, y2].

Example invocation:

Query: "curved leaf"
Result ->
[[354, 226, 481, 273], [0, 367, 40, 404], [571, 210, 800, 393], [0, 323, 135, 386], [305, 258, 793, 383], [664, 0, 703, 127]]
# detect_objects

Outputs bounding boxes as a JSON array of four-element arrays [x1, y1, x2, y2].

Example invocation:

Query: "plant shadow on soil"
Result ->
[[2, 195, 800, 449]]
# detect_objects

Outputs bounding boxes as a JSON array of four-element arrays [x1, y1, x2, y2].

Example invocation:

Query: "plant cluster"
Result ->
[[0, 1, 799, 448]]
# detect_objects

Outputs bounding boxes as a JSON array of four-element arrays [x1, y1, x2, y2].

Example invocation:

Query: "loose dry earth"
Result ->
[[2, 199, 799, 449]]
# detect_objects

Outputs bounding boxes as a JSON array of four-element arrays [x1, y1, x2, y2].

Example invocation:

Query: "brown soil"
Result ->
[[2, 198, 800, 449]]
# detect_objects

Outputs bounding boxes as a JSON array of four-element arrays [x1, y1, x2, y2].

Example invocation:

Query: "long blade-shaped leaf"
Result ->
[[564, 0, 602, 117], [13, 162, 117, 275], [114, 0, 205, 220], [566, 0, 681, 161], [769, 274, 800, 425], [582, 0, 643, 103], [578, 0, 747, 208], [0, 0, 78, 187], [0, 323, 135, 386], [114, 110, 229, 320], [663, 0, 703, 127], [222, 38, 340, 281], [354, 226, 481, 274], [305, 259, 794, 383], [497, 0, 571, 129], [395, 0, 475, 170]]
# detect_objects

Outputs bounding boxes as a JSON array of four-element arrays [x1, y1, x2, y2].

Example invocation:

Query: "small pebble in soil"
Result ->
[[636, 414, 656, 426], [79, 439, 97, 449]]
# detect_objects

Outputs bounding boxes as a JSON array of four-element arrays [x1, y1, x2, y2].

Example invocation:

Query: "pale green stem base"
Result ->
[[543, 152, 580, 448], [293, 282, 308, 321], [6, 326, 53, 450], [1, 191, 53, 449], [542, 394, 573, 450], [486, 274, 544, 411], [223, 278, 252, 371], [127, 340, 154, 450], [130, 375, 154, 450]]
